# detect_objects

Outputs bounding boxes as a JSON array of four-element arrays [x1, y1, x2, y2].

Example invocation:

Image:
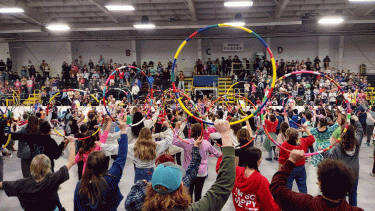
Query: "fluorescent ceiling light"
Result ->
[[318, 16, 344, 25], [0, 8, 24, 13], [105, 5, 135, 11], [349, 0, 375, 2], [133, 24, 155, 29], [46, 23, 70, 31], [224, 1, 253, 7], [224, 22, 245, 26]]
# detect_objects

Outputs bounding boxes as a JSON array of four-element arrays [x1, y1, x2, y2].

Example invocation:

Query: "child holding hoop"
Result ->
[[278, 125, 315, 193]]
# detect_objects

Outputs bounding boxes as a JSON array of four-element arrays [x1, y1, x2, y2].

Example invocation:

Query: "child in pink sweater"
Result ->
[[75, 116, 112, 175]]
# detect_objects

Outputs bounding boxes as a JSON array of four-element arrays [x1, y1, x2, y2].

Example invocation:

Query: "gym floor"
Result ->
[[1, 135, 374, 211]]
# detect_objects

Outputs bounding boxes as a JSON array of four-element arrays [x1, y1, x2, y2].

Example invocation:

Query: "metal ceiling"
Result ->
[[0, 0, 375, 41]]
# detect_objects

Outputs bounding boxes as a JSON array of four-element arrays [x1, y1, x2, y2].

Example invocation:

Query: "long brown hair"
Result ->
[[26, 116, 39, 134], [79, 151, 109, 206], [280, 122, 289, 138], [229, 117, 241, 135], [340, 125, 358, 151], [190, 123, 202, 140], [79, 130, 97, 156], [142, 183, 191, 211], [237, 128, 252, 146], [134, 127, 156, 160]]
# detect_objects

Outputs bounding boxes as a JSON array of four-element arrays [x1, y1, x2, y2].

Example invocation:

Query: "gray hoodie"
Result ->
[[324, 121, 363, 183]]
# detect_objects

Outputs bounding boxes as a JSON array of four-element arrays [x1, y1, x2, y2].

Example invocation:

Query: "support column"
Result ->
[[0, 43, 10, 62], [197, 39, 202, 60], [131, 40, 138, 65], [338, 36, 344, 70]]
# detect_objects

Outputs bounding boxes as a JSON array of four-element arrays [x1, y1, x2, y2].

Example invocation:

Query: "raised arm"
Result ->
[[107, 122, 129, 180], [66, 137, 76, 170], [188, 120, 235, 211], [270, 150, 313, 211]]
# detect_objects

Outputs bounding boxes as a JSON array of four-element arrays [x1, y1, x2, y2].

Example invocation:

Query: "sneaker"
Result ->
[[370, 173, 375, 177], [265, 158, 273, 161], [273, 157, 278, 160]]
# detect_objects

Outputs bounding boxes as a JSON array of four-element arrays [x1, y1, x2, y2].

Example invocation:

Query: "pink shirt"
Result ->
[[75, 130, 109, 175], [173, 129, 221, 176]]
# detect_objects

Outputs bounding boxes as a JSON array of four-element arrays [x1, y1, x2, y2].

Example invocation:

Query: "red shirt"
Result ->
[[265, 119, 278, 133], [109, 75, 115, 80], [278, 135, 315, 166], [119, 72, 124, 79], [233, 167, 281, 211]]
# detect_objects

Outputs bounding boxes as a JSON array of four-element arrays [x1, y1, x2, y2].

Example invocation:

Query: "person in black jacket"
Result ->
[[12, 120, 67, 172]]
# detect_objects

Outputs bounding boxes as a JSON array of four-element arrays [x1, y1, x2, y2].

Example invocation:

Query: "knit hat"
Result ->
[[151, 162, 186, 194]]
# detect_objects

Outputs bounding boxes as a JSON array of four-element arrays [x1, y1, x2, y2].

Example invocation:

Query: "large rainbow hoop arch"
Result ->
[[171, 23, 276, 125]]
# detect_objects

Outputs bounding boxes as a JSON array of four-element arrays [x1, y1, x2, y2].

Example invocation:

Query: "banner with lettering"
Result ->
[[223, 42, 244, 51]]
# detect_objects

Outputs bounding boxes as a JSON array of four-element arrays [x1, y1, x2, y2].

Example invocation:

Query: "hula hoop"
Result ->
[[103, 66, 152, 127], [171, 24, 276, 125], [264, 71, 351, 156], [0, 134, 12, 151], [47, 89, 101, 140]]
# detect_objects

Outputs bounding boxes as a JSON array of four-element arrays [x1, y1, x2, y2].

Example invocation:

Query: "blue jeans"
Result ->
[[286, 165, 307, 193], [348, 181, 358, 206], [134, 166, 154, 183]]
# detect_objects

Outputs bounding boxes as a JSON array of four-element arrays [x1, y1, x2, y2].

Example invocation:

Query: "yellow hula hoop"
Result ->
[[48, 90, 101, 137], [172, 23, 276, 125], [1, 134, 12, 149]]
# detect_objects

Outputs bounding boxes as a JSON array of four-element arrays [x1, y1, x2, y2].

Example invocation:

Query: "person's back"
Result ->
[[3, 166, 69, 211]]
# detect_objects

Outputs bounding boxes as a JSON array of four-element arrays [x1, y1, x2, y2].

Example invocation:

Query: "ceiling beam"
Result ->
[[86, 0, 118, 23], [184, 0, 197, 21], [363, 4, 375, 16], [273, 0, 290, 19], [0, 0, 50, 26]]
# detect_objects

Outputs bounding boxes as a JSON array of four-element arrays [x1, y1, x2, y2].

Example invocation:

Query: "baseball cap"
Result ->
[[151, 162, 186, 194]]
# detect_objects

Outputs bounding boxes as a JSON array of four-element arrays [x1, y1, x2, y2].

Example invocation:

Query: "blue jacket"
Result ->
[[289, 115, 299, 129], [74, 134, 128, 211]]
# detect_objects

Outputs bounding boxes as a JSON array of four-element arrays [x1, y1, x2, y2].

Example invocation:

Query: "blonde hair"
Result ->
[[30, 154, 52, 183], [142, 183, 191, 211], [134, 127, 156, 160]]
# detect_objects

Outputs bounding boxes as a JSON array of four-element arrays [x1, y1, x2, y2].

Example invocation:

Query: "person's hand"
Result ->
[[288, 150, 306, 164], [318, 146, 323, 150], [95, 141, 102, 146], [67, 136, 75, 143], [194, 136, 204, 147], [214, 120, 230, 135], [351, 115, 358, 122], [301, 124, 308, 132], [105, 115, 112, 122], [162, 120, 169, 128], [175, 121, 182, 129], [119, 122, 127, 131]]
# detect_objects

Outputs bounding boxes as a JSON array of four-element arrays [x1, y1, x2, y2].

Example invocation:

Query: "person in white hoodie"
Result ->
[[131, 83, 140, 104]]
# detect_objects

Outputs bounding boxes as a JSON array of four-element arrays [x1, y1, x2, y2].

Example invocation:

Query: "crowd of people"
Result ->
[[0, 82, 373, 210]]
